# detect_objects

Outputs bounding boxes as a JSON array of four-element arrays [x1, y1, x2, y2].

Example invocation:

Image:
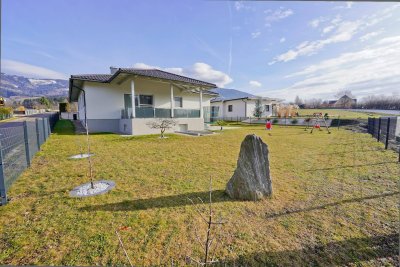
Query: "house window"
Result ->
[[125, 94, 154, 108], [228, 105, 233, 112], [174, 97, 183, 108], [138, 95, 153, 106], [265, 105, 270, 112]]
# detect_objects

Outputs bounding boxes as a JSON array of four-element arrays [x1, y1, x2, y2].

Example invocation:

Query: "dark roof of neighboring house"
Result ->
[[71, 68, 216, 87], [209, 88, 256, 102]]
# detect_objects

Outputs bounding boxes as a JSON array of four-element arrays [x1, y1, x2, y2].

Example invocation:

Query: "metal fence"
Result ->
[[0, 113, 59, 205], [367, 117, 400, 160]]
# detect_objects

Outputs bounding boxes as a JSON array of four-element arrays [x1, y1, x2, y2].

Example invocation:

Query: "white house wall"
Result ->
[[223, 99, 247, 118], [211, 99, 274, 119], [76, 77, 212, 134]]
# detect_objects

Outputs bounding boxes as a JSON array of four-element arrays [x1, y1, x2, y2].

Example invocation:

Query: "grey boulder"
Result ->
[[226, 134, 272, 200]]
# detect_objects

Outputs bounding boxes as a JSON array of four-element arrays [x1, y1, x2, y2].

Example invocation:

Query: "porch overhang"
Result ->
[[69, 68, 219, 102]]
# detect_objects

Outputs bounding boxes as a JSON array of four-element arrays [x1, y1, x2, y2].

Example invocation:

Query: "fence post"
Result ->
[[385, 118, 391, 150], [36, 118, 41, 150], [0, 143, 7, 205], [377, 118, 381, 142], [23, 121, 31, 167], [337, 115, 340, 131], [48, 117, 52, 134], [42, 118, 47, 140]]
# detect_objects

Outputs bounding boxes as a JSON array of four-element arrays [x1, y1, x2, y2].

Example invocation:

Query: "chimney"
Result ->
[[110, 66, 119, 74]]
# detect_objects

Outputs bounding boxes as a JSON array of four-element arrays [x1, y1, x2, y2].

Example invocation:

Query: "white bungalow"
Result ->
[[209, 88, 282, 121], [69, 67, 217, 135]]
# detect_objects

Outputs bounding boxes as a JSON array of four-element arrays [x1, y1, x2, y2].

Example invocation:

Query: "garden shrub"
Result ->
[[0, 107, 13, 120]]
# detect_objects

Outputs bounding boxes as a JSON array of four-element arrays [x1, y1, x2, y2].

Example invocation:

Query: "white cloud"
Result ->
[[322, 25, 335, 34], [133, 62, 233, 87], [249, 80, 262, 87], [268, 36, 400, 99], [234, 1, 253, 11], [269, 19, 363, 64], [359, 30, 384, 42], [270, 21, 361, 64], [280, 37, 286, 43], [273, 5, 400, 65], [1, 59, 67, 79], [309, 17, 326, 28], [251, 31, 261, 39], [334, 1, 354, 9], [234, 1, 244, 10], [265, 7, 294, 27]]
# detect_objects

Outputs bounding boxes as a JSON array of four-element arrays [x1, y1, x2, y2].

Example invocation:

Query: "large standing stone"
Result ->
[[226, 134, 272, 200]]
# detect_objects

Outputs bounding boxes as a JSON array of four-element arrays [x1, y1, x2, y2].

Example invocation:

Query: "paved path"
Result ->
[[72, 120, 86, 134]]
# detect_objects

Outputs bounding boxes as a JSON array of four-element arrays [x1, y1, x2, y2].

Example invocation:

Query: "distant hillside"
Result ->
[[0, 73, 68, 97]]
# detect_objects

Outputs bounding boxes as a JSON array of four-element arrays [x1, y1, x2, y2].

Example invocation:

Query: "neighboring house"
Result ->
[[209, 88, 282, 120], [69, 67, 217, 135], [328, 95, 357, 108]]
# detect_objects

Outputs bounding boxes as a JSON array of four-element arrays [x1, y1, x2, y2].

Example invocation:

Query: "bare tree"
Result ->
[[294, 95, 303, 106], [358, 94, 400, 110], [253, 98, 263, 119], [187, 177, 226, 266], [304, 98, 322, 109], [146, 118, 177, 138]]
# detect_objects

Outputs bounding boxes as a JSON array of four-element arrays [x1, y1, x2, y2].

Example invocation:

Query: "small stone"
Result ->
[[226, 134, 272, 200]]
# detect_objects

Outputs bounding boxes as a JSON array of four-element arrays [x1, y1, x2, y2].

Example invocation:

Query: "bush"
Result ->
[[291, 118, 298, 125], [216, 120, 227, 130], [0, 107, 13, 120], [272, 118, 279, 124]]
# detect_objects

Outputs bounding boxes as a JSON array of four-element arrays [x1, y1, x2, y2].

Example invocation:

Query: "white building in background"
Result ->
[[209, 88, 282, 121], [69, 67, 217, 135]]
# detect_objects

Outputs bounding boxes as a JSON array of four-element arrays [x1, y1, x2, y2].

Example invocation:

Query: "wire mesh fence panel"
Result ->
[[37, 118, 45, 146], [367, 117, 400, 154], [27, 121, 39, 160], [44, 118, 49, 140], [380, 118, 389, 143], [0, 126, 28, 191]]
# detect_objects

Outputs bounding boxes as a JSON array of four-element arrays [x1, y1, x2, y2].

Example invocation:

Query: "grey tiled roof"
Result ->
[[209, 88, 256, 102], [70, 68, 216, 88], [70, 74, 112, 82], [118, 68, 216, 87]]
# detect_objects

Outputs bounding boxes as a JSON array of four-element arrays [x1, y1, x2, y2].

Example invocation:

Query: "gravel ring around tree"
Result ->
[[69, 153, 94, 159], [70, 180, 115, 197]]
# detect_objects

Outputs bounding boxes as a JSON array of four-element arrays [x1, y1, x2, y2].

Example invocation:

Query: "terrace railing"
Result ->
[[121, 107, 200, 119]]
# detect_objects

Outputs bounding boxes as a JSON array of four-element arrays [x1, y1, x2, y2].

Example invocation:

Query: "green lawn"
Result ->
[[0, 120, 398, 266], [298, 109, 395, 119]]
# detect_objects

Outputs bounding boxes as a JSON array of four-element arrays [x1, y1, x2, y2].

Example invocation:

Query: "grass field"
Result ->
[[0, 120, 399, 266], [298, 109, 395, 119]]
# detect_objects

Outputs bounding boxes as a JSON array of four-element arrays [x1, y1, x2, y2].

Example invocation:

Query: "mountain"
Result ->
[[0, 73, 68, 97]]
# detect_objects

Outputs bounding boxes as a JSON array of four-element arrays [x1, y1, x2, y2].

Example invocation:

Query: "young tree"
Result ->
[[39, 97, 51, 109], [253, 98, 263, 119], [146, 118, 177, 138], [187, 177, 226, 266]]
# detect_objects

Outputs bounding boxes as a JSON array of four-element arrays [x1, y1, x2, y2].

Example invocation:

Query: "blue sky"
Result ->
[[2, 0, 400, 101]]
